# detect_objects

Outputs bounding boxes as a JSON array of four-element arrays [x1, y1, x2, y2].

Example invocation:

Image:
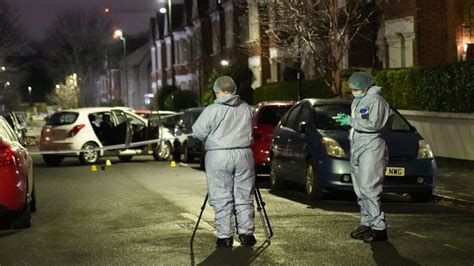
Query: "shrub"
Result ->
[[374, 61, 474, 113], [253, 78, 334, 103]]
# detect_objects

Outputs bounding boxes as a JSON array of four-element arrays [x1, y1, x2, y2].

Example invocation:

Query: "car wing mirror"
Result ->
[[298, 121, 308, 134]]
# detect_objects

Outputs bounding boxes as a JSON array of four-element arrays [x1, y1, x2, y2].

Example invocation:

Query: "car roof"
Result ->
[[257, 101, 296, 106], [302, 98, 352, 106], [54, 107, 133, 113]]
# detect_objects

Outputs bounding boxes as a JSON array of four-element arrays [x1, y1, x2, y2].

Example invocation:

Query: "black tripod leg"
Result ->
[[190, 193, 208, 245], [254, 186, 273, 240]]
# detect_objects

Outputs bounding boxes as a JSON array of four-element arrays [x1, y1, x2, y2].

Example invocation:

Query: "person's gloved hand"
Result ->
[[335, 113, 351, 126]]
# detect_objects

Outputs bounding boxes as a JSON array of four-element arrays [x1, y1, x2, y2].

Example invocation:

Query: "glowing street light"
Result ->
[[221, 60, 230, 67], [159, 7, 167, 14], [113, 29, 129, 106], [56, 84, 60, 89], [5, 81, 10, 86], [1, 66, 5, 71]]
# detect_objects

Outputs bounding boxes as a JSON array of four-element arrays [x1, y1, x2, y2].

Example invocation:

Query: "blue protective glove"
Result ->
[[334, 113, 351, 126]]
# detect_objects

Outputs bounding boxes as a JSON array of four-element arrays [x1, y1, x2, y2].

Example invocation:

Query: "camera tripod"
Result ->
[[190, 186, 273, 245]]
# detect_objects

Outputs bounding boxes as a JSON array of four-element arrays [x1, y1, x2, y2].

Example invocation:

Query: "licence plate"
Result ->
[[385, 167, 405, 176]]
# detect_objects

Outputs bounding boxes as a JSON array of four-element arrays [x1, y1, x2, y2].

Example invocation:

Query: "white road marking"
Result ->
[[405, 231, 428, 238], [443, 244, 468, 252]]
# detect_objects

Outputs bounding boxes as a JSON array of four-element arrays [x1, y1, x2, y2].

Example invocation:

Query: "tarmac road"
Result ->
[[0, 156, 472, 265]]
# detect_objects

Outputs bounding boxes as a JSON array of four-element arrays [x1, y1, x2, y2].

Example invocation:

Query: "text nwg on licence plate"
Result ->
[[385, 167, 405, 176]]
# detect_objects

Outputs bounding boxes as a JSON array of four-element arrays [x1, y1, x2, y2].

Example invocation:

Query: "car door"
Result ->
[[275, 104, 302, 179], [287, 103, 313, 181], [111, 109, 131, 146]]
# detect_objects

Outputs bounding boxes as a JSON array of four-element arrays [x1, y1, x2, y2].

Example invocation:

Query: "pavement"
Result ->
[[434, 157, 474, 210]]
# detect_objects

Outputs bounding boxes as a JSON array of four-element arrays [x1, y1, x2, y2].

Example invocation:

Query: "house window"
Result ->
[[384, 17, 415, 68], [248, 1, 260, 42]]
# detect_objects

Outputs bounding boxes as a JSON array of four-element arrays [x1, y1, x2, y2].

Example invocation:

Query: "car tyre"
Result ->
[[270, 159, 285, 191], [153, 141, 172, 161], [11, 201, 31, 229], [30, 185, 37, 213], [305, 161, 323, 201], [79, 142, 100, 165], [410, 190, 433, 202], [42, 155, 64, 166]]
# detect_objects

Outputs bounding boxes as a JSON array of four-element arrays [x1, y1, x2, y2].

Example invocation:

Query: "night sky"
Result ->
[[6, 0, 182, 40]]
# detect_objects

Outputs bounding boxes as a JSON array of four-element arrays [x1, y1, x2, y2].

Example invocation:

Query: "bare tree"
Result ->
[[0, 0, 29, 110], [43, 8, 112, 106], [250, 0, 379, 96]]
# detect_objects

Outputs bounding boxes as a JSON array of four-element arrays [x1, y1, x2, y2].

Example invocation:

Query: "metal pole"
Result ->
[[168, 0, 176, 110], [123, 38, 129, 107]]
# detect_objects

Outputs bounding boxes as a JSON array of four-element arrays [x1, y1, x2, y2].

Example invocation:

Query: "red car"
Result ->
[[0, 116, 35, 229], [252, 101, 295, 174]]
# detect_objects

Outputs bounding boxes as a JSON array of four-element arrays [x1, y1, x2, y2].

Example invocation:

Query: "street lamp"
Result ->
[[1, 66, 5, 71], [27, 86, 32, 106], [113, 29, 129, 106], [220, 60, 230, 67], [160, 1, 176, 110]]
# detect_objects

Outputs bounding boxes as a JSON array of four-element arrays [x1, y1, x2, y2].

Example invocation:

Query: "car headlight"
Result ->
[[322, 137, 347, 158], [417, 140, 434, 159]]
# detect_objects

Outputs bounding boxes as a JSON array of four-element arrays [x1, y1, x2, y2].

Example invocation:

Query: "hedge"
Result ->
[[374, 61, 474, 113], [254, 79, 334, 103]]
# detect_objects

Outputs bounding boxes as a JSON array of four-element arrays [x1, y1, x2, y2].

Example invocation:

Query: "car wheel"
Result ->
[[42, 155, 64, 166], [11, 201, 31, 229], [118, 156, 133, 162], [30, 185, 37, 213], [410, 190, 433, 202], [270, 159, 285, 190], [153, 141, 172, 161], [79, 142, 100, 165], [305, 161, 323, 200]]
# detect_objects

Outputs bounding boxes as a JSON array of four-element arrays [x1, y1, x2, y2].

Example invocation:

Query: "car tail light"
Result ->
[[0, 147, 14, 166], [68, 124, 85, 138]]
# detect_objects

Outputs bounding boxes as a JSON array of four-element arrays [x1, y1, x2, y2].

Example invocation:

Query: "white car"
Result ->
[[39, 107, 173, 166]]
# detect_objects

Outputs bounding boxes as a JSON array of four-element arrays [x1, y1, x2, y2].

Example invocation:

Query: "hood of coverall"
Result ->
[[214, 94, 242, 107], [367, 86, 383, 96]]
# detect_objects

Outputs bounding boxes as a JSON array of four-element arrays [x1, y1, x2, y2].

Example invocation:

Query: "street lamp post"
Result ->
[[161, 1, 176, 110], [28, 86, 32, 106], [114, 29, 129, 106]]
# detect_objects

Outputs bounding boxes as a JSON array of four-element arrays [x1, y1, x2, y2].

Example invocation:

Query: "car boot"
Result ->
[[350, 225, 371, 240], [363, 229, 387, 243], [216, 237, 233, 248], [239, 234, 257, 246]]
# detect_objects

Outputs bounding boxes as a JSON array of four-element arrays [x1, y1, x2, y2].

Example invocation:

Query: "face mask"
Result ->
[[352, 91, 366, 99]]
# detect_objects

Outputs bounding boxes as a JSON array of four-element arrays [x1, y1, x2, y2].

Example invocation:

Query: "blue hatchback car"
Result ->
[[270, 99, 437, 202]]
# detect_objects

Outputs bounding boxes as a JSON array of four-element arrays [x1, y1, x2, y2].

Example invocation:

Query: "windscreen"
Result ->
[[314, 104, 414, 132], [258, 106, 292, 125], [314, 105, 352, 131], [47, 112, 79, 126]]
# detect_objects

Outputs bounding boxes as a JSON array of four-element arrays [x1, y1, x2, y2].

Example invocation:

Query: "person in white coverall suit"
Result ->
[[192, 76, 256, 248], [334, 72, 392, 242]]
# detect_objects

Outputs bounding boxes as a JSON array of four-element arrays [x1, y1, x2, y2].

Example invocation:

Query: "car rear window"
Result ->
[[258, 106, 292, 125], [47, 112, 79, 126]]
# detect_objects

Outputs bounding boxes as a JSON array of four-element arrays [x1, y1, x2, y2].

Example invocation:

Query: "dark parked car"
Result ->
[[173, 107, 204, 162], [270, 99, 436, 202], [0, 111, 27, 144]]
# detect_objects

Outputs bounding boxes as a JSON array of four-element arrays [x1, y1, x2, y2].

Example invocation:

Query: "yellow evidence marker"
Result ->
[[91, 165, 98, 172], [170, 161, 177, 168], [106, 160, 112, 166]]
